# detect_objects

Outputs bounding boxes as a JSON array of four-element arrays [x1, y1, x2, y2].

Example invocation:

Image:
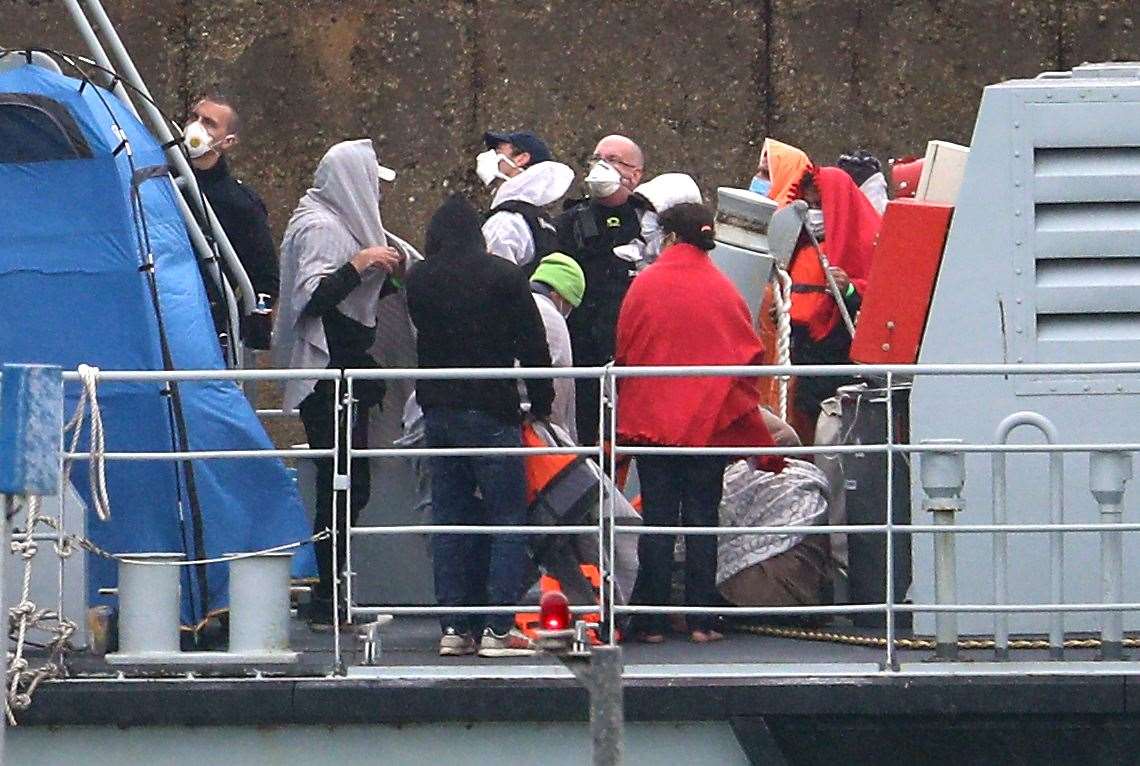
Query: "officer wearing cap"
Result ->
[[476, 130, 575, 273]]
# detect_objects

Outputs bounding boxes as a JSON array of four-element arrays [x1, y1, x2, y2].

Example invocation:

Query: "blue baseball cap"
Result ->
[[483, 130, 553, 165]]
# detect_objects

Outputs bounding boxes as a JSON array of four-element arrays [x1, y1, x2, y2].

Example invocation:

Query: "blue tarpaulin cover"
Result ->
[[0, 64, 314, 625]]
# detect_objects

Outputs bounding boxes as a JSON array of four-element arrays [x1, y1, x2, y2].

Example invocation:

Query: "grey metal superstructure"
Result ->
[[911, 63, 1140, 634]]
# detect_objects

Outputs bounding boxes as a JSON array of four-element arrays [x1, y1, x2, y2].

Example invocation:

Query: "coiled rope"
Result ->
[[63, 364, 110, 521], [770, 268, 793, 421]]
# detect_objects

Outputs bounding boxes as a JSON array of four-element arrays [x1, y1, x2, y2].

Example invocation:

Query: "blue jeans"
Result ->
[[424, 408, 528, 635]]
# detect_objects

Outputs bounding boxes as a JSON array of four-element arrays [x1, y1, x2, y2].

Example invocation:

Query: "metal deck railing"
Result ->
[[40, 362, 1140, 676]]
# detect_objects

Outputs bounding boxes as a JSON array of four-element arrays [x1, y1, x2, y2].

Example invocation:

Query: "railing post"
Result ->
[[604, 365, 618, 645], [884, 371, 896, 670], [343, 375, 355, 627], [919, 440, 965, 661], [1089, 451, 1133, 661], [992, 412, 1063, 659], [331, 375, 344, 672]]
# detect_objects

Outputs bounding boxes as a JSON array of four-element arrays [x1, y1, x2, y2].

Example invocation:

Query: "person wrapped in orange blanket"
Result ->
[[753, 139, 813, 418]]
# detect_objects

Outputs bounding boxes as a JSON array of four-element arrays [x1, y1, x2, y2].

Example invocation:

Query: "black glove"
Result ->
[[240, 310, 273, 351], [529, 401, 553, 422]]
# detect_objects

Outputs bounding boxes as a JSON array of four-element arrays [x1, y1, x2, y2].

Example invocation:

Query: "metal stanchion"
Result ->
[[919, 440, 965, 661], [1089, 451, 1133, 661]]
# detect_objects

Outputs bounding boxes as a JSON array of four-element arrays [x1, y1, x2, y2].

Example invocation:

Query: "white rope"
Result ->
[[771, 268, 793, 421], [62, 364, 110, 521]]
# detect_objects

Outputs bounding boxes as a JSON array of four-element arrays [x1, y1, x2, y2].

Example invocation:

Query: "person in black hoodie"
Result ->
[[405, 195, 554, 658]]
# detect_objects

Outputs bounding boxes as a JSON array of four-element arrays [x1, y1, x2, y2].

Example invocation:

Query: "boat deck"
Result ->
[[21, 616, 1140, 762]]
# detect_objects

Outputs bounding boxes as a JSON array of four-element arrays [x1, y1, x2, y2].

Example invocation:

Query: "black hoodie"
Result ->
[[406, 195, 554, 423]]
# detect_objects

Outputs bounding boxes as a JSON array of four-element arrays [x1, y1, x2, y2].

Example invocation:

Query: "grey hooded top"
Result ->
[[273, 139, 392, 410]]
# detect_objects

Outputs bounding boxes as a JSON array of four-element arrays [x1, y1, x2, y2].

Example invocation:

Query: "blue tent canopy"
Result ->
[[0, 64, 314, 626]]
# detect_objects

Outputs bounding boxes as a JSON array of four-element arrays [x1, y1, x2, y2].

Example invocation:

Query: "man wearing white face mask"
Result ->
[[477, 130, 575, 272], [554, 134, 646, 445], [185, 93, 278, 349]]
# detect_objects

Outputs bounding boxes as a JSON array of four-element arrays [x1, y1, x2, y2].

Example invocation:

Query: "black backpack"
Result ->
[[488, 200, 560, 277]]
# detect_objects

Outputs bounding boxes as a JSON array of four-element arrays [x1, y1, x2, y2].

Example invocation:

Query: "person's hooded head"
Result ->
[[754, 138, 811, 208], [530, 252, 585, 317], [837, 149, 883, 187], [301, 138, 395, 249], [274, 138, 398, 410], [425, 194, 487, 260], [794, 166, 879, 278]]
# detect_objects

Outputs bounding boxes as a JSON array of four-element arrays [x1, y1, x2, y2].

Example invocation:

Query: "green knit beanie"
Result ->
[[531, 252, 586, 307]]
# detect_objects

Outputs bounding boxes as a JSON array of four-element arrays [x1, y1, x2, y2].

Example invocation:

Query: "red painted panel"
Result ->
[[850, 199, 954, 364]]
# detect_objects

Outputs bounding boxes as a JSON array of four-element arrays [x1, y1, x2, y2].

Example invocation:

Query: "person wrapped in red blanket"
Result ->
[[615, 202, 783, 644], [786, 166, 881, 442]]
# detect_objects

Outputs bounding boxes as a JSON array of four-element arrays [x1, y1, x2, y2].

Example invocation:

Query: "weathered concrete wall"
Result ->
[[5, 0, 1139, 244]]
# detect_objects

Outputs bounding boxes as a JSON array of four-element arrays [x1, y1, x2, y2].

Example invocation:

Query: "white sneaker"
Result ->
[[477, 627, 536, 658], [439, 628, 476, 656]]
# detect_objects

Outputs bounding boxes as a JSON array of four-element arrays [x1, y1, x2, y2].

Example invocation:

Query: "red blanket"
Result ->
[[790, 166, 882, 340], [615, 243, 783, 471]]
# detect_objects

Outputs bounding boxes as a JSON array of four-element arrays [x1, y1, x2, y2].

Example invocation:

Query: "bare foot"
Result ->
[[690, 629, 724, 643], [636, 632, 666, 644]]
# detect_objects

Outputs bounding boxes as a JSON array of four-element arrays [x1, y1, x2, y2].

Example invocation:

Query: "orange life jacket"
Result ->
[[788, 244, 841, 341], [522, 423, 575, 505]]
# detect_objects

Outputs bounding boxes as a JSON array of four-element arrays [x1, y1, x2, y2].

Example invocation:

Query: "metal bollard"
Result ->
[[228, 551, 296, 660], [113, 553, 184, 657], [920, 440, 965, 661], [1089, 451, 1133, 661]]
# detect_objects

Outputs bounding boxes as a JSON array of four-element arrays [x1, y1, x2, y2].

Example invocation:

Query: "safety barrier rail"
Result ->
[[31, 361, 1140, 677]]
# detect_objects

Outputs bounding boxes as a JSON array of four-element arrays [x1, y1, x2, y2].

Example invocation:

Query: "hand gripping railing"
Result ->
[[992, 412, 1064, 659]]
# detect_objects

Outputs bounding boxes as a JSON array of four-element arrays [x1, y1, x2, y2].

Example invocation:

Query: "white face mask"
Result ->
[[584, 159, 623, 198], [475, 148, 516, 186], [806, 208, 826, 242], [183, 119, 229, 160]]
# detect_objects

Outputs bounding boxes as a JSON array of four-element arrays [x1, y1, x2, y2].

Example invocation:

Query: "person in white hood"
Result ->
[[631, 172, 704, 264], [477, 130, 575, 270], [272, 138, 407, 627]]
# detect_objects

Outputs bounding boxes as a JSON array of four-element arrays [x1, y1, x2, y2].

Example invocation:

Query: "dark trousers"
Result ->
[[425, 407, 529, 635], [299, 380, 372, 615], [630, 454, 726, 633], [575, 377, 601, 447]]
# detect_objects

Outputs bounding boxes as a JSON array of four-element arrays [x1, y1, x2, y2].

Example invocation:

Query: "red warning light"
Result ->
[[539, 590, 572, 631]]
